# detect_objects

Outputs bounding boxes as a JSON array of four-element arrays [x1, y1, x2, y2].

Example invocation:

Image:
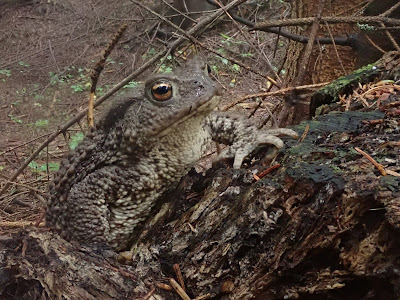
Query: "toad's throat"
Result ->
[[156, 95, 220, 138]]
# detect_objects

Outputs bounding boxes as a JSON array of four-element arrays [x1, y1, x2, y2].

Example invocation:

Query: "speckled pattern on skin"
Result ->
[[46, 60, 298, 251]]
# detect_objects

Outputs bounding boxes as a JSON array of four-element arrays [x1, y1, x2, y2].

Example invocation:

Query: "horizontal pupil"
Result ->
[[155, 85, 170, 94]]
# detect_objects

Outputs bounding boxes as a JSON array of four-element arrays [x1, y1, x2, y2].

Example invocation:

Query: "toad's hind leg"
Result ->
[[60, 169, 115, 246], [53, 165, 150, 250]]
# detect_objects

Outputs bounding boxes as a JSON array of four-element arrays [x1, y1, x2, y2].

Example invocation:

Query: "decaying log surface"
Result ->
[[1, 105, 400, 299]]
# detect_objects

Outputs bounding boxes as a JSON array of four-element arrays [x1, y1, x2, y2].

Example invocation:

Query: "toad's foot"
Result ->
[[206, 112, 298, 168]]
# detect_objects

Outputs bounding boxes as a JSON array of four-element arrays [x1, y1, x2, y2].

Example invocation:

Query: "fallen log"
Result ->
[[1, 51, 400, 299], [1, 106, 399, 299]]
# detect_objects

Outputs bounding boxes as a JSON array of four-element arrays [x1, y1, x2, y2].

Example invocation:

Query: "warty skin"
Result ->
[[46, 60, 298, 250]]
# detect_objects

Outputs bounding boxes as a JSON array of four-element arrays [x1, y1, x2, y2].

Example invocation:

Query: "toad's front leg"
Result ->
[[205, 112, 299, 168]]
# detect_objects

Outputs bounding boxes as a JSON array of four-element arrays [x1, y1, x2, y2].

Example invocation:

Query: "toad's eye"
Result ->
[[151, 81, 173, 101]]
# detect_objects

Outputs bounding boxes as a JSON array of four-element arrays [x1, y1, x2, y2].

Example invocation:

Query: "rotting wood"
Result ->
[[1, 101, 399, 299]]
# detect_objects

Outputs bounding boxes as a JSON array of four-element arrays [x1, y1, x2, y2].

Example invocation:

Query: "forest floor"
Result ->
[[0, 0, 289, 234]]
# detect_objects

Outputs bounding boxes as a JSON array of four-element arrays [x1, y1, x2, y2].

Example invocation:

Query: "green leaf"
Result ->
[[8, 114, 23, 124], [221, 58, 229, 65], [220, 33, 231, 39], [0, 69, 11, 76], [41, 162, 60, 172], [69, 132, 85, 150], [71, 84, 85, 92], [123, 81, 139, 88], [18, 61, 30, 67], [35, 119, 49, 127], [28, 161, 60, 173], [28, 160, 40, 171], [48, 162, 60, 172], [232, 64, 240, 72], [241, 52, 253, 58]]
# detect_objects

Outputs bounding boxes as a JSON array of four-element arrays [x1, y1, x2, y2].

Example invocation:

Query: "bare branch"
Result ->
[[253, 16, 400, 30]]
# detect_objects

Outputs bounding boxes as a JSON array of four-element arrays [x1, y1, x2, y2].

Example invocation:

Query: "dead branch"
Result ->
[[293, 0, 325, 86], [88, 24, 128, 128], [253, 15, 400, 31]]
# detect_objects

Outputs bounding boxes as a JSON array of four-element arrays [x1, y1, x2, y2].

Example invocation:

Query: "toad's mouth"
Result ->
[[154, 95, 221, 137]]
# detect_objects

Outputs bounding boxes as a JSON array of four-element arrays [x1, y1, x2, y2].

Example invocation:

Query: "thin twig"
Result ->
[[169, 278, 191, 300], [354, 147, 387, 176], [48, 39, 60, 74], [5, 180, 45, 195], [89, 24, 128, 128], [0, 221, 45, 228], [365, 34, 386, 54], [156, 282, 173, 291], [379, 2, 400, 17], [253, 164, 282, 180], [222, 82, 329, 111], [298, 124, 310, 143], [193, 294, 211, 300], [0, 132, 52, 156], [379, 21, 400, 51], [324, 21, 346, 75], [142, 287, 156, 300], [173, 264, 186, 292]]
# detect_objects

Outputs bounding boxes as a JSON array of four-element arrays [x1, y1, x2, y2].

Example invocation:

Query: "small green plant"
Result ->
[[220, 58, 229, 65], [158, 64, 173, 73], [71, 84, 85, 93], [28, 160, 60, 173], [232, 64, 240, 72], [142, 47, 157, 59], [123, 81, 139, 89], [49, 72, 64, 85], [357, 23, 375, 31], [241, 52, 253, 58], [0, 69, 11, 76], [35, 119, 49, 127], [69, 132, 85, 150], [18, 61, 30, 67], [8, 114, 23, 124], [0, 69, 11, 81]]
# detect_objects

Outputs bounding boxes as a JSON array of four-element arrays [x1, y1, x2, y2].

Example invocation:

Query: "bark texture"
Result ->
[[1, 103, 400, 299]]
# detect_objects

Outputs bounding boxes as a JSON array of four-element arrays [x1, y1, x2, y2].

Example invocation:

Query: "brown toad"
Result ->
[[46, 60, 298, 250]]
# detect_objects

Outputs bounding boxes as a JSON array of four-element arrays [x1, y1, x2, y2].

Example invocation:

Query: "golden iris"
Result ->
[[151, 81, 173, 101]]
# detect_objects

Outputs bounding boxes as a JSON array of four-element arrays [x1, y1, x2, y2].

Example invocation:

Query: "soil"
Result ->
[[0, 0, 288, 234]]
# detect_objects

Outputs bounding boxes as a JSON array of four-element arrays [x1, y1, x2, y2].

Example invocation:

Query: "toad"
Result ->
[[46, 60, 298, 250]]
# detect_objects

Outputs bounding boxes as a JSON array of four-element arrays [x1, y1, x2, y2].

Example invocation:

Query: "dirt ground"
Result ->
[[0, 0, 289, 234]]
